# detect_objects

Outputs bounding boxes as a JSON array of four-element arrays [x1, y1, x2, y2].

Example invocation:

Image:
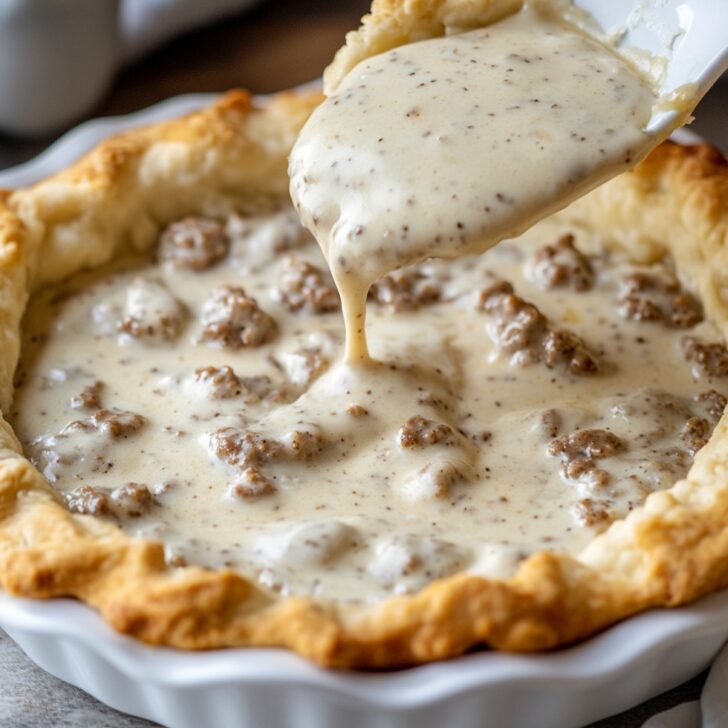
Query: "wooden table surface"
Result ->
[[0, 2, 727, 726]]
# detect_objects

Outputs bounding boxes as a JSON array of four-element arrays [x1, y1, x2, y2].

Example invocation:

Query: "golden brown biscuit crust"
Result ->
[[1, 58, 728, 668], [323, 0, 523, 92]]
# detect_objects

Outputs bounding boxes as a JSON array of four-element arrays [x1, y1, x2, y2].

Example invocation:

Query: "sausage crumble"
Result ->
[[209, 426, 327, 470], [278, 348, 330, 388], [70, 381, 104, 410], [477, 280, 599, 374], [230, 467, 276, 499], [407, 461, 466, 499], [682, 337, 728, 378], [617, 266, 702, 328], [209, 428, 284, 469], [118, 278, 187, 342], [198, 285, 277, 349], [65, 408, 147, 439], [347, 404, 369, 417], [680, 416, 712, 456], [276, 256, 339, 314], [370, 268, 441, 311], [65, 485, 111, 516], [65, 482, 152, 517], [110, 482, 154, 516], [530, 234, 594, 291], [534, 408, 562, 439], [571, 498, 610, 527], [158, 217, 230, 270], [194, 366, 242, 399], [548, 428, 624, 487], [694, 389, 728, 422], [398, 416, 457, 449]]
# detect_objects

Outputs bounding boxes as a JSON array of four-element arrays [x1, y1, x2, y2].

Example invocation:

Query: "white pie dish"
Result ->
[[1, 590, 727, 728], [0, 92, 722, 728]]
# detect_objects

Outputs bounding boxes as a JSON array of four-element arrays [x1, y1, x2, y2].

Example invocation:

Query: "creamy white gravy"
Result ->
[[289, 2, 661, 361], [12, 210, 727, 603]]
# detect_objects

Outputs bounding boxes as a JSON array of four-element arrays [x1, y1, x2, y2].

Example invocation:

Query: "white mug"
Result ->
[[0, 0, 120, 137]]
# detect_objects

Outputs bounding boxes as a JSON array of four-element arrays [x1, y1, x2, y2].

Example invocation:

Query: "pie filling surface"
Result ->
[[11, 207, 727, 603]]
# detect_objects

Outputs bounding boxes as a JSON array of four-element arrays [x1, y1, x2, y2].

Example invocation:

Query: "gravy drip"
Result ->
[[289, 3, 658, 361]]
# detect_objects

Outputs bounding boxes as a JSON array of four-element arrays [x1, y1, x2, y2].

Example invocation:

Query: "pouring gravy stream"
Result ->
[[290, 0, 677, 362]]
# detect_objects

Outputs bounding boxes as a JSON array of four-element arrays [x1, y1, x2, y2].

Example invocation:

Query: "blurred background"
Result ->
[[0, 0, 725, 172], [0, 0, 367, 168]]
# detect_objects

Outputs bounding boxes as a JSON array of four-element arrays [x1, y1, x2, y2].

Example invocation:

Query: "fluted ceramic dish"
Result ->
[[0, 92, 724, 728]]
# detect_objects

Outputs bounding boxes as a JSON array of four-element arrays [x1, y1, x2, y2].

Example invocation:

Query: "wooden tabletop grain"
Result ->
[[0, 2, 727, 726]]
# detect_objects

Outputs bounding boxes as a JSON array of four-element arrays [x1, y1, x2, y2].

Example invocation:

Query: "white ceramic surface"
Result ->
[[1, 591, 727, 728], [571, 0, 728, 134], [0, 0, 121, 136], [0, 93, 724, 728], [0, 0, 260, 137]]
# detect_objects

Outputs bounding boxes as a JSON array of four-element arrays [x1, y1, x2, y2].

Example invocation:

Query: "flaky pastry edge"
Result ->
[[1, 31, 728, 669]]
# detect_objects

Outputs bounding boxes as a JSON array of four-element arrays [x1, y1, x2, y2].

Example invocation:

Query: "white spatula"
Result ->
[[573, 0, 728, 134]]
